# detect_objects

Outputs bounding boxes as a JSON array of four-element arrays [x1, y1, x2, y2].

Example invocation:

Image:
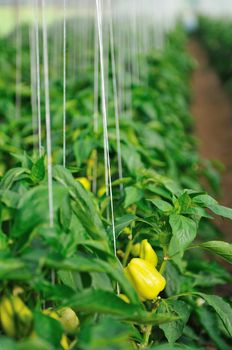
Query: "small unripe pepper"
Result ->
[[57, 307, 80, 333], [124, 258, 166, 301], [131, 243, 141, 257], [118, 294, 130, 304], [139, 239, 158, 267], [77, 177, 91, 191], [60, 334, 70, 350], [97, 185, 106, 197]]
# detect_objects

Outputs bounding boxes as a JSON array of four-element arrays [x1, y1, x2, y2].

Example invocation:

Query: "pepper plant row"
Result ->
[[0, 25, 232, 350], [198, 16, 232, 93]]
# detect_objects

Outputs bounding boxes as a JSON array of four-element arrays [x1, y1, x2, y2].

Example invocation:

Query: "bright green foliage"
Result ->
[[0, 24, 231, 349]]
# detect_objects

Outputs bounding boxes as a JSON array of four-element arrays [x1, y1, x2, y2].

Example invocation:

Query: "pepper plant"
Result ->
[[0, 24, 231, 350]]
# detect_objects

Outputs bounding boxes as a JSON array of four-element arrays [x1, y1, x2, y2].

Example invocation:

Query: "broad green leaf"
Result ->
[[53, 166, 109, 245], [193, 194, 232, 220], [59, 192, 72, 230], [121, 144, 143, 174], [44, 254, 139, 304], [74, 137, 95, 167], [18, 339, 54, 350], [0, 230, 8, 251], [67, 289, 177, 324], [0, 167, 28, 190], [159, 300, 190, 343], [78, 316, 133, 350], [34, 312, 63, 347], [146, 184, 172, 200], [164, 262, 182, 297], [113, 214, 137, 238], [32, 279, 74, 301], [208, 204, 232, 220], [0, 189, 19, 208], [199, 241, 232, 264], [169, 214, 197, 257], [11, 184, 68, 237], [150, 199, 173, 213], [124, 186, 143, 208], [0, 337, 17, 350], [197, 307, 230, 350], [91, 272, 113, 291], [30, 156, 45, 183], [196, 293, 232, 337], [176, 192, 192, 213], [0, 258, 31, 281]]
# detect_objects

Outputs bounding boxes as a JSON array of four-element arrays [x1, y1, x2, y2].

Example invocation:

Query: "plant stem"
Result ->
[[122, 239, 133, 267], [141, 325, 152, 348], [159, 259, 167, 274], [166, 292, 194, 300], [159, 248, 168, 274]]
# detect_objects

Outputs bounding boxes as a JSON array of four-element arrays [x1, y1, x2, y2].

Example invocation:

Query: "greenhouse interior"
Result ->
[[0, 0, 232, 349]]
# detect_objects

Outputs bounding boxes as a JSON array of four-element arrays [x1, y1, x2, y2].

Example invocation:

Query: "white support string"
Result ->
[[34, 0, 42, 156], [94, 15, 99, 134], [108, 0, 123, 192], [92, 14, 99, 194], [63, 0, 67, 167], [15, 0, 21, 120], [29, 26, 37, 151], [95, 0, 116, 258], [41, 0, 54, 227]]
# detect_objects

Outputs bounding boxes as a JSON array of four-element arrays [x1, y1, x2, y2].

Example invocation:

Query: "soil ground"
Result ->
[[188, 40, 232, 295], [188, 39, 232, 242]]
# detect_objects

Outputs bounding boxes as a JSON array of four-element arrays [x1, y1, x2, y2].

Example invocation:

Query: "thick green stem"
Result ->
[[122, 239, 133, 267], [141, 325, 152, 348]]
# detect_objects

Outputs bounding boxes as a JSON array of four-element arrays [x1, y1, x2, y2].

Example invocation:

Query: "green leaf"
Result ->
[[78, 316, 133, 350], [0, 337, 17, 350], [146, 184, 172, 200], [53, 165, 109, 245], [0, 230, 8, 251], [67, 289, 178, 325], [45, 254, 139, 304], [124, 186, 143, 208], [31, 156, 45, 183], [197, 306, 230, 350], [11, 184, 68, 237], [121, 144, 143, 174], [18, 339, 54, 350], [0, 258, 31, 281], [0, 189, 20, 208], [74, 137, 95, 167], [169, 214, 197, 257], [150, 199, 173, 213], [199, 241, 232, 263], [196, 293, 232, 337], [59, 192, 72, 230], [193, 194, 232, 220], [0, 168, 28, 190], [113, 214, 137, 238], [34, 312, 63, 347], [159, 300, 190, 343]]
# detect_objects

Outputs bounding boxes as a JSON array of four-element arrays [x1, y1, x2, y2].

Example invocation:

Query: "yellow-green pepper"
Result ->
[[124, 258, 166, 301], [139, 239, 158, 267], [57, 307, 80, 333], [0, 296, 33, 338], [77, 177, 91, 191]]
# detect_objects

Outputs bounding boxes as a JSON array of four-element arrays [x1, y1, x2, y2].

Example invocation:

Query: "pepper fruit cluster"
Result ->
[[0, 296, 33, 339], [124, 240, 166, 301]]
